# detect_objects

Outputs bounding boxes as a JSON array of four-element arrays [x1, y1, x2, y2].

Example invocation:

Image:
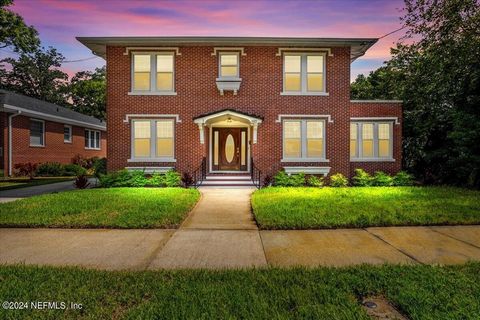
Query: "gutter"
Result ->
[[7, 110, 21, 176]]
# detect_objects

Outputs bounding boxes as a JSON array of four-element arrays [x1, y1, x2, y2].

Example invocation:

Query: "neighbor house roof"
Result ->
[[76, 36, 378, 62], [0, 90, 106, 131]]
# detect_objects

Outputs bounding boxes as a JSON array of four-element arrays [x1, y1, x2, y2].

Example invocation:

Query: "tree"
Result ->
[[0, 46, 68, 105], [351, 65, 405, 100], [0, 0, 39, 52], [68, 66, 106, 120], [351, 0, 480, 188]]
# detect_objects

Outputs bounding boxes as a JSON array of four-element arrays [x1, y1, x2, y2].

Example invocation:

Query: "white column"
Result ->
[[252, 122, 258, 144], [197, 123, 205, 144]]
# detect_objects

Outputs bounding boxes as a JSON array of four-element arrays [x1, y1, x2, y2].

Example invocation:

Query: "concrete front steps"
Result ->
[[201, 174, 256, 187]]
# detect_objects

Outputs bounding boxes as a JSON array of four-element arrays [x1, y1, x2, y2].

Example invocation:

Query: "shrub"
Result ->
[[164, 170, 181, 187], [36, 162, 63, 176], [149, 173, 165, 187], [371, 171, 394, 186], [352, 168, 372, 187], [93, 158, 107, 178], [181, 172, 195, 188], [14, 163, 37, 179], [307, 175, 324, 187], [273, 170, 290, 186], [62, 164, 87, 176], [71, 154, 97, 169], [393, 171, 414, 186], [330, 173, 348, 187], [127, 170, 149, 187], [74, 175, 90, 189], [99, 169, 132, 188], [289, 173, 306, 187]]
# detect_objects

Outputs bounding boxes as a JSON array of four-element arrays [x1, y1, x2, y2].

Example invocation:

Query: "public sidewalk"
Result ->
[[1, 187, 479, 270]]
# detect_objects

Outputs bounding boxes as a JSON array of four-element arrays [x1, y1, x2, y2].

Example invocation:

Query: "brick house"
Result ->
[[78, 36, 401, 186], [1, 90, 106, 176]]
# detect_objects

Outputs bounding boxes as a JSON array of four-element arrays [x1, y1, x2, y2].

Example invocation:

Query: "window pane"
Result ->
[[134, 139, 150, 157], [350, 123, 357, 139], [307, 121, 323, 138], [95, 131, 100, 149], [307, 55, 323, 73], [134, 121, 151, 139], [362, 123, 374, 139], [378, 123, 390, 139], [379, 140, 390, 157], [64, 126, 71, 141], [285, 73, 301, 91], [307, 139, 323, 158], [156, 55, 173, 72], [156, 120, 173, 157], [284, 55, 301, 72], [350, 140, 357, 157], [30, 121, 43, 145], [284, 121, 301, 138], [156, 72, 173, 91], [220, 54, 238, 66], [90, 131, 95, 148], [220, 66, 238, 77], [134, 72, 150, 91], [156, 120, 173, 138], [85, 130, 89, 148], [307, 73, 323, 91], [362, 140, 374, 157], [134, 55, 151, 72], [285, 139, 301, 158]]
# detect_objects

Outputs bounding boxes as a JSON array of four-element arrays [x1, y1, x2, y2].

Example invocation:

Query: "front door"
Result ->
[[212, 128, 247, 171]]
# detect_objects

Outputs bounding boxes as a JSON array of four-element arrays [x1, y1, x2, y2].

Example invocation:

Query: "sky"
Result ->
[[6, 0, 407, 82]]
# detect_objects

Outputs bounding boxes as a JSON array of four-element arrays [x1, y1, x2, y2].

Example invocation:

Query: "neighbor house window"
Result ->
[[64, 125, 72, 143], [350, 122, 393, 160], [219, 52, 239, 78], [132, 52, 174, 93], [30, 119, 44, 147], [85, 129, 100, 150], [282, 119, 325, 160], [131, 119, 174, 160], [283, 53, 326, 94]]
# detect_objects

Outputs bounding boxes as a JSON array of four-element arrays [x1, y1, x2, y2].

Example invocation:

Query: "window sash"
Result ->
[[283, 119, 325, 160], [350, 122, 393, 159], [85, 129, 100, 149], [30, 119, 44, 146], [219, 52, 239, 78], [283, 53, 326, 93], [63, 125, 72, 142], [132, 52, 175, 92], [131, 119, 175, 159]]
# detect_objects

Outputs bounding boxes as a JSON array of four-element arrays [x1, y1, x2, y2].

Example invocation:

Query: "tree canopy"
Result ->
[[68, 67, 106, 120], [0, 0, 39, 52]]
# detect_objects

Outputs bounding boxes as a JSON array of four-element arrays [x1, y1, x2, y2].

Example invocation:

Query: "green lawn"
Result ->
[[0, 188, 200, 228], [1, 263, 479, 319], [0, 177, 74, 191], [252, 186, 480, 229]]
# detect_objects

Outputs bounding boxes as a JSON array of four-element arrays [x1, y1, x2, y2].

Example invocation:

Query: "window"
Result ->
[[64, 125, 72, 143], [219, 52, 239, 78], [350, 122, 393, 160], [282, 119, 325, 160], [283, 53, 326, 94], [131, 52, 174, 93], [30, 119, 44, 146], [131, 119, 174, 160], [85, 129, 100, 150]]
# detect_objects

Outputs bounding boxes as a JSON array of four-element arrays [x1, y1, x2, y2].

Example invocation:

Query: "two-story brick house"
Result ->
[[78, 36, 402, 186]]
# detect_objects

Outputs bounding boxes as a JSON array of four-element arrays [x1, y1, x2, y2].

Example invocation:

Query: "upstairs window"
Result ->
[[219, 52, 239, 78], [282, 119, 326, 161], [283, 53, 326, 94], [350, 122, 393, 160], [131, 52, 175, 94], [85, 129, 100, 150], [30, 119, 45, 147]]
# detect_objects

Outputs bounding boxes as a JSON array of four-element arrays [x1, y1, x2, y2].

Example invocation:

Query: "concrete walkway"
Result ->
[[0, 178, 97, 203], [1, 187, 480, 270]]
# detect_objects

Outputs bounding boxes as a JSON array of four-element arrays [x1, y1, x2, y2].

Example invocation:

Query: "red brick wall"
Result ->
[[2, 113, 106, 175], [106, 45, 402, 178]]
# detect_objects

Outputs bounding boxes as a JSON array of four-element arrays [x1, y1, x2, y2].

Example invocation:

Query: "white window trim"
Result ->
[[217, 51, 241, 80], [64, 125, 72, 143], [282, 52, 327, 95], [128, 119, 176, 163], [350, 121, 395, 162], [281, 119, 328, 162], [85, 129, 101, 150], [129, 51, 176, 95], [29, 118, 45, 147]]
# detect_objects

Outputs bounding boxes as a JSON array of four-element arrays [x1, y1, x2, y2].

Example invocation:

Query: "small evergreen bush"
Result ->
[[93, 158, 107, 178], [273, 170, 290, 186], [330, 173, 348, 187], [393, 171, 414, 186], [289, 173, 306, 187], [164, 170, 181, 187], [62, 164, 87, 176], [36, 162, 63, 176], [371, 171, 394, 186], [351, 168, 372, 186], [307, 175, 324, 187]]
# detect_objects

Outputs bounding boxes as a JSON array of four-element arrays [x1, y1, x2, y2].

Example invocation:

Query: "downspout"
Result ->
[[8, 110, 21, 176]]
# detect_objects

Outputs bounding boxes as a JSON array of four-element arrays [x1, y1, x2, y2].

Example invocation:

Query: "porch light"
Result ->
[[227, 116, 233, 123]]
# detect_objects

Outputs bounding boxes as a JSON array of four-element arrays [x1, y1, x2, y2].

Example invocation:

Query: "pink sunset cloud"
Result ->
[[10, 0, 407, 81]]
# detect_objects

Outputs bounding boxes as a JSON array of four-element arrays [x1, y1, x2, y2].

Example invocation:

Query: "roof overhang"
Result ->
[[76, 36, 378, 62], [1, 104, 107, 131], [193, 109, 262, 126]]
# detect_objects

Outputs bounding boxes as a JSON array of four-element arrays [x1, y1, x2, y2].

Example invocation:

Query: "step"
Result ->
[[201, 180, 255, 186], [205, 175, 251, 180]]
